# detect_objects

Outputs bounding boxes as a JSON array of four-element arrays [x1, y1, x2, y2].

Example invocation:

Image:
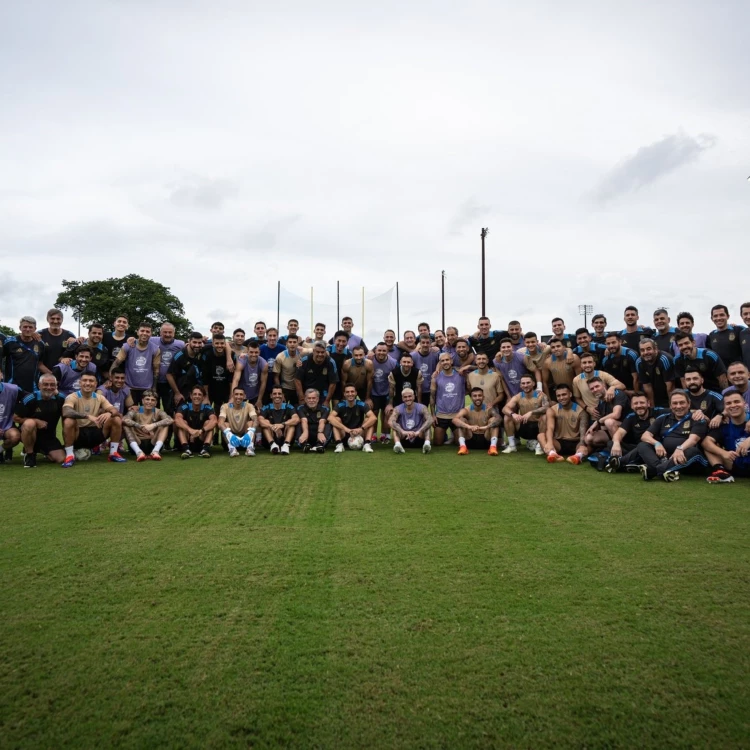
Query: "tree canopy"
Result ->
[[55, 275, 192, 338]]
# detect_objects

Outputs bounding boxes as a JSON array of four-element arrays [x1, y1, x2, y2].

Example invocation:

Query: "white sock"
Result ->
[[491, 437, 498, 447], [129, 441, 141, 455], [109, 442, 119, 454], [424, 439, 431, 446], [154, 441, 163, 453], [65, 446, 74, 458], [548, 449, 556, 456], [575, 452, 584, 459], [508, 436, 517, 446], [458, 436, 466, 447], [394, 440, 402, 448]]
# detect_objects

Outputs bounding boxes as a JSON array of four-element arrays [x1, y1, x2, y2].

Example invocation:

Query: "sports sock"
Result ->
[[109, 442, 119, 454], [129, 441, 141, 455], [508, 436, 517, 446], [65, 446, 74, 458], [154, 441, 163, 453], [490, 437, 498, 447], [575, 452, 584, 460], [458, 437, 466, 447]]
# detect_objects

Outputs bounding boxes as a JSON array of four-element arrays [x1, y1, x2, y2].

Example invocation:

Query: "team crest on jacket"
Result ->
[[656, 368, 661, 375], [700, 400, 707, 410], [729, 333, 736, 341], [684, 420, 691, 429], [322, 368, 327, 375]]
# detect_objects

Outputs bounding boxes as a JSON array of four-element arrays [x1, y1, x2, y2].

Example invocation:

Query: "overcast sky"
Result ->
[[1, 0, 748, 342]]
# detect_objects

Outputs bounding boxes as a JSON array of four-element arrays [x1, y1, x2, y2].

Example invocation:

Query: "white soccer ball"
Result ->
[[526, 439, 538, 452], [74, 448, 92, 461], [347, 435, 365, 451]]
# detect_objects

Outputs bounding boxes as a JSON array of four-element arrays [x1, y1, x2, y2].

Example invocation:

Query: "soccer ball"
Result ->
[[347, 435, 365, 451], [526, 439, 538, 452], [74, 448, 92, 461]]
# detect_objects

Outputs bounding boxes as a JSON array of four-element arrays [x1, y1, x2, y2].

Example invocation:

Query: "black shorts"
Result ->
[[418, 391, 431, 406], [209, 390, 230, 412], [436, 417, 455, 431], [157, 382, 176, 415], [558, 438, 579, 456], [402, 436, 425, 449], [371, 395, 389, 413], [130, 388, 147, 405], [35, 433, 63, 456], [282, 388, 298, 406], [75, 426, 106, 449], [467, 435, 490, 449], [518, 422, 541, 441]]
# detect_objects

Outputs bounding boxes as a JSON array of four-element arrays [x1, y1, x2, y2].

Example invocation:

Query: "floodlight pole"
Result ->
[[578, 304, 593, 329], [480, 228, 488, 316], [441, 270, 446, 331]]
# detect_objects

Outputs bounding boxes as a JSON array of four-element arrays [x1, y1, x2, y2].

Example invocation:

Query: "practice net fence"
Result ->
[[278, 284, 397, 346]]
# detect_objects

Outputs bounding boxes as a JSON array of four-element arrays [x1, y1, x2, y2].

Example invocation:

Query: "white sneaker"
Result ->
[[501, 445, 517, 454], [246, 445, 256, 456], [422, 442, 431, 454], [393, 443, 405, 454], [280, 443, 290, 455], [526, 439, 538, 452], [535, 444, 544, 456], [228, 447, 239, 457], [334, 443, 345, 453], [363, 443, 373, 453], [270, 443, 280, 454]]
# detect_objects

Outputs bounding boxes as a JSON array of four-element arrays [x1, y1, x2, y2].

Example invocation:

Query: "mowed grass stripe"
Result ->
[[1, 448, 748, 747]]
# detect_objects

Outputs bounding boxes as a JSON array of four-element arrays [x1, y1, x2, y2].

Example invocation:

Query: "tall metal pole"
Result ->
[[337, 280, 340, 328], [441, 270, 446, 331], [276, 280, 280, 331], [480, 228, 489, 316], [396, 282, 400, 340]]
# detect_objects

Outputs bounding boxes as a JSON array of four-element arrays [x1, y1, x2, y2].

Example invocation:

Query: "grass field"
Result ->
[[1, 446, 748, 748]]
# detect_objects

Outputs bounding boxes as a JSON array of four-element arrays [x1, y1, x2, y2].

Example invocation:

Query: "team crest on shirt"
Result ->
[[34, 344, 41, 354], [700, 400, 707, 410], [216, 366, 224, 375], [656, 368, 661, 375], [684, 420, 691, 429], [729, 333, 736, 341], [136, 356, 147, 367], [322, 368, 327, 375], [649, 418, 655, 424], [406, 418, 416, 429], [445, 383, 455, 393]]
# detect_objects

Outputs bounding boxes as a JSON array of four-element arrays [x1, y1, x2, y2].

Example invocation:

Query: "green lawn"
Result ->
[[1, 448, 748, 748]]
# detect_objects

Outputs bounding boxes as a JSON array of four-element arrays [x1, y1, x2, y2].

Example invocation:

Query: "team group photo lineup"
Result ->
[[1, 297, 749, 484]]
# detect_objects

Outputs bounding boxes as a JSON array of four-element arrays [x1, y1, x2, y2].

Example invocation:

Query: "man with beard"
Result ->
[[572, 353, 625, 415], [620, 306, 654, 351], [294, 342, 336, 409], [602, 332, 639, 394], [296, 388, 331, 453], [97, 371, 134, 415], [507, 320, 524, 351], [326, 330, 352, 401], [367, 342, 398, 444], [502, 374, 548, 455], [52, 346, 99, 397], [582, 377, 629, 454], [493, 338, 529, 399], [635, 338, 675, 408], [62, 323, 110, 377], [605, 392, 667, 473], [683, 369, 724, 429], [542, 338, 581, 397], [430, 352, 465, 446], [632, 389, 708, 482], [453, 387, 502, 455], [3, 316, 50, 393], [203, 334, 236, 418], [342, 345, 373, 401], [232, 340, 268, 411], [411, 335, 439, 405], [540, 383, 589, 464], [676, 312, 708, 348], [218, 387, 258, 457], [167, 332, 206, 405], [573, 328, 607, 367], [258, 386, 299, 454], [702, 389, 750, 483], [329, 384, 377, 453], [673, 331, 727, 392], [0, 379, 22, 463], [388, 353, 422, 408], [453, 338, 476, 375], [467, 352, 504, 411]]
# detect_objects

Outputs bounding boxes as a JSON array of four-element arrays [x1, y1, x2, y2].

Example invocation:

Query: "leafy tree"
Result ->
[[0, 323, 15, 337], [55, 275, 192, 338]]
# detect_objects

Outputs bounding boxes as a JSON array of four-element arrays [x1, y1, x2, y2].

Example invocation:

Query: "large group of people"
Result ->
[[1, 301, 749, 483]]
